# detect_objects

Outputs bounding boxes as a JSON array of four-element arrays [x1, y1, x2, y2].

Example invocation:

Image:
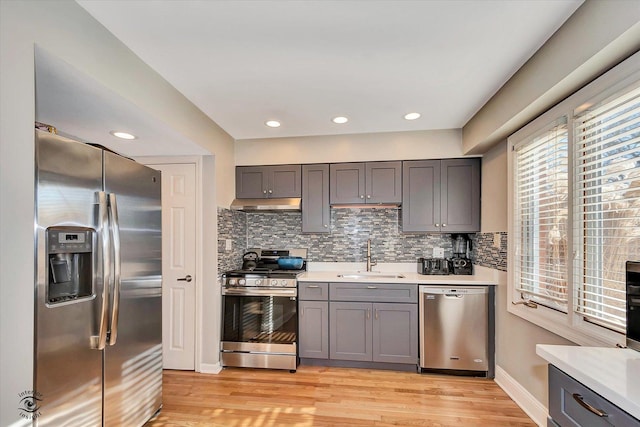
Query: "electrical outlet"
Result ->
[[225, 239, 232, 251], [493, 233, 501, 248], [433, 247, 444, 258]]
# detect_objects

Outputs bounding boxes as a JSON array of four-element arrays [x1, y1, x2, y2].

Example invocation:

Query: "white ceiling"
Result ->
[[77, 0, 583, 141]]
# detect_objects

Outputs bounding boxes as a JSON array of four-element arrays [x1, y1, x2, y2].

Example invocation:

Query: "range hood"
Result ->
[[230, 197, 302, 212]]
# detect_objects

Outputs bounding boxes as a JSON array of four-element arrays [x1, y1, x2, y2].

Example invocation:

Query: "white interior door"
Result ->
[[153, 163, 197, 370]]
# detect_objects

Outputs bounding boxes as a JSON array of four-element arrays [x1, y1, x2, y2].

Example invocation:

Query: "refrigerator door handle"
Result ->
[[108, 193, 122, 346], [94, 191, 110, 350]]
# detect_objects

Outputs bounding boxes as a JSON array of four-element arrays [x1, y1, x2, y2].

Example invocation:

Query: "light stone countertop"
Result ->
[[298, 262, 498, 285], [536, 344, 640, 419]]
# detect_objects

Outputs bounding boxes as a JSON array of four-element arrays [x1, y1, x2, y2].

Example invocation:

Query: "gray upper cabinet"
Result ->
[[302, 164, 330, 233], [236, 165, 302, 198], [330, 161, 402, 205], [402, 158, 480, 233]]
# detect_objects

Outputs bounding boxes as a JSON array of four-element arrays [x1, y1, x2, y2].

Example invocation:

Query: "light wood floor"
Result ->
[[145, 366, 536, 427]]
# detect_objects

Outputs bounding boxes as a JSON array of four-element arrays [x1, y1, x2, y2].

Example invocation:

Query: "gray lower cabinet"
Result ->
[[329, 302, 418, 364], [328, 283, 418, 365], [302, 164, 330, 233], [298, 283, 329, 359], [548, 365, 639, 427], [330, 302, 372, 361], [402, 158, 480, 232], [298, 301, 329, 359]]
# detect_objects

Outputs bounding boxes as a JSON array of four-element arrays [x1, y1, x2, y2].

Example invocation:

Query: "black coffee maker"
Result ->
[[451, 234, 473, 275]]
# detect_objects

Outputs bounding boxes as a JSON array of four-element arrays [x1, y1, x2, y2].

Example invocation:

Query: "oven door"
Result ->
[[221, 288, 298, 369]]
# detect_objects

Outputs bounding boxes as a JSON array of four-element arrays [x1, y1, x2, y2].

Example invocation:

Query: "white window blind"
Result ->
[[573, 83, 640, 332], [513, 119, 569, 310]]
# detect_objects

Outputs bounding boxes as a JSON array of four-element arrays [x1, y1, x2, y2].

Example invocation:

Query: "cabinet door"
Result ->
[[298, 301, 329, 359], [269, 164, 301, 198], [330, 163, 365, 204], [302, 164, 330, 233], [236, 166, 268, 198], [366, 161, 402, 204], [440, 158, 480, 232], [329, 302, 372, 361], [402, 160, 441, 232], [372, 303, 418, 364]]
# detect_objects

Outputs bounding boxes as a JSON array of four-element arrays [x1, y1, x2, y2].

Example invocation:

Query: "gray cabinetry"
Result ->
[[330, 302, 372, 361], [402, 158, 480, 232], [330, 161, 402, 205], [328, 283, 418, 365], [236, 165, 301, 198], [302, 164, 330, 233], [548, 365, 639, 427], [298, 283, 329, 359]]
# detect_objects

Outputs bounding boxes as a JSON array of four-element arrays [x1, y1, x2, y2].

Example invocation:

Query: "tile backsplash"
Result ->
[[217, 208, 508, 272]]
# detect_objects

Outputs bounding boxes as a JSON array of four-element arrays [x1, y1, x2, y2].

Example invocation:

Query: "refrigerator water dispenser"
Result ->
[[46, 227, 94, 304]]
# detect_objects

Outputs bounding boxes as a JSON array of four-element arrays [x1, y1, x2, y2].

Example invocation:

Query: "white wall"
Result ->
[[235, 129, 464, 166], [0, 1, 232, 424], [463, 0, 640, 154]]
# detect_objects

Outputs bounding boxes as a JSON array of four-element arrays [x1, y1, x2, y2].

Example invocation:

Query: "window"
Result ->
[[573, 85, 640, 332], [513, 119, 569, 312], [508, 53, 640, 346]]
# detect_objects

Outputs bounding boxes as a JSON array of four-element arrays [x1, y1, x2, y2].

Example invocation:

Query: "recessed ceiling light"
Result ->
[[404, 112, 421, 121], [265, 120, 281, 128], [110, 130, 137, 140], [332, 116, 349, 124]]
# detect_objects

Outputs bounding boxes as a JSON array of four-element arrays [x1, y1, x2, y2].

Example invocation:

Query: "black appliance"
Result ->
[[451, 234, 473, 275], [418, 258, 450, 275], [627, 261, 640, 352], [221, 248, 307, 371]]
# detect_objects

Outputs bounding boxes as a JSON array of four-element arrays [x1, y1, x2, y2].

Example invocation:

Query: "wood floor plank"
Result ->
[[145, 366, 536, 426]]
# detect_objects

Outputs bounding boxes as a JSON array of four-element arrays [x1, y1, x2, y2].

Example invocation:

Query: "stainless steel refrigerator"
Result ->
[[34, 130, 162, 426]]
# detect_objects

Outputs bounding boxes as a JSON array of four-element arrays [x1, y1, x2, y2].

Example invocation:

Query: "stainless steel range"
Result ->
[[220, 249, 306, 371]]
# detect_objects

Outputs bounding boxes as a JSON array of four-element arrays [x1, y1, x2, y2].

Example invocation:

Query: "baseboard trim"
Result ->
[[198, 362, 222, 374], [495, 365, 547, 427]]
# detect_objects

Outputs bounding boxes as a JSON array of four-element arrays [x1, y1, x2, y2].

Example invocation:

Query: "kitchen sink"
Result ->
[[337, 273, 406, 279]]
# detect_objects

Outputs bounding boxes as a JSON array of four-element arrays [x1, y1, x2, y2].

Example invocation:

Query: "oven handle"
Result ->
[[222, 287, 298, 297]]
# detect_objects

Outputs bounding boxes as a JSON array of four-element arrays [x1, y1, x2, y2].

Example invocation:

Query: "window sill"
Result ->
[[507, 301, 625, 348]]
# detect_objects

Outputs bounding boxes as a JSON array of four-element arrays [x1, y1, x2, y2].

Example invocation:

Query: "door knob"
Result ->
[[177, 275, 192, 282]]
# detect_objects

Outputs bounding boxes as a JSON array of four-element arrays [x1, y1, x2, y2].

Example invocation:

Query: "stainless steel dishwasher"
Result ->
[[419, 285, 493, 376]]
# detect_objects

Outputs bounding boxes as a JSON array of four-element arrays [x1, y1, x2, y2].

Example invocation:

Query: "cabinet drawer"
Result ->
[[299, 282, 329, 300], [330, 283, 417, 303], [548, 365, 639, 427]]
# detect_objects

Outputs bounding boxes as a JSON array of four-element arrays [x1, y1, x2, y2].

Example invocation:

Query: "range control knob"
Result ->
[[271, 279, 278, 286], [281, 280, 289, 287], [255, 279, 262, 286], [238, 279, 246, 286], [228, 278, 237, 286]]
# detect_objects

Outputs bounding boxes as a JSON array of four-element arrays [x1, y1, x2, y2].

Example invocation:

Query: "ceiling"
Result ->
[[76, 0, 584, 141]]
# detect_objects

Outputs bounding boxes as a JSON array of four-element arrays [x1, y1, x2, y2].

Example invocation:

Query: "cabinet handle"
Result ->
[[307, 285, 320, 288], [301, 308, 304, 317], [324, 224, 328, 228], [366, 286, 377, 289], [366, 308, 371, 320], [435, 223, 440, 227], [263, 190, 267, 194], [360, 195, 365, 199], [375, 309, 379, 320], [442, 223, 447, 227], [366, 195, 371, 199], [268, 189, 273, 194], [572, 394, 608, 418]]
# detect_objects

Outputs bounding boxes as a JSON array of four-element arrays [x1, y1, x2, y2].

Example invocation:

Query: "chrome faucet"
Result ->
[[366, 239, 377, 272]]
